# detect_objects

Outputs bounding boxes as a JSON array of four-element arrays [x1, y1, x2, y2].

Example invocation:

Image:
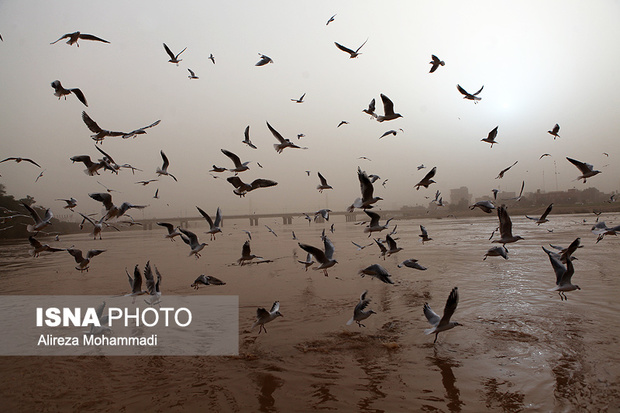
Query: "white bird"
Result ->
[[51, 80, 87, 106], [363, 210, 393, 236], [255, 53, 273, 66], [526, 203, 553, 225], [22, 203, 53, 233], [238, 240, 262, 265], [481, 126, 499, 147], [266, 121, 306, 153], [197, 206, 222, 240], [226, 176, 277, 197], [187, 68, 199, 79], [415, 167, 437, 190], [398, 258, 427, 270], [483, 246, 508, 261], [50, 31, 109, 47], [242, 126, 257, 149], [469, 200, 495, 214], [424, 287, 461, 343], [334, 39, 367, 58], [56, 197, 77, 211], [346, 290, 376, 327], [291, 93, 306, 103], [457, 84, 484, 103], [252, 301, 283, 334], [359, 263, 394, 284], [78, 212, 118, 240], [221, 149, 250, 174], [297, 253, 315, 271], [28, 236, 64, 257], [493, 205, 524, 246], [67, 248, 106, 272], [566, 157, 602, 183], [317, 172, 332, 192], [376, 94, 403, 122], [156, 150, 177, 181], [548, 123, 560, 139], [163, 43, 186, 65], [429, 54, 445, 73], [591, 222, 620, 243], [298, 237, 337, 276], [383, 234, 402, 256], [542, 246, 580, 300], [191, 274, 225, 289], [347, 167, 383, 211], [178, 228, 207, 259], [156, 222, 180, 240]]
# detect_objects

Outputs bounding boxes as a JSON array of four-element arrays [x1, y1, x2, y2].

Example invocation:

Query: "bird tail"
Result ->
[[27, 224, 36, 233], [346, 317, 354, 326], [424, 327, 436, 335]]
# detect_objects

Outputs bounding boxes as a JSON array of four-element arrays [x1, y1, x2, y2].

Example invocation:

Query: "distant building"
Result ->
[[450, 186, 471, 205]]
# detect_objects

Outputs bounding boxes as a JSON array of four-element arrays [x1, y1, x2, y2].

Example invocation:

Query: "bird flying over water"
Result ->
[[88, 192, 147, 220], [317, 172, 332, 193], [237, 240, 262, 265], [179, 228, 207, 259], [346, 290, 376, 327], [495, 161, 518, 179], [457, 84, 484, 103], [429, 54, 445, 73], [227, 176, 277, 197], [423, 287, 461, 343], [252, 301, 283, 334], [566, 157, 602, 183], [334, 38, 367, 58], [51, 80, 87, 106], [197, 206, 222, 240], [359, 263, 394, 284], [298, 237, 337, 276], [163, 43, 186, 65], [526, 203, 553, 225], [50, 31, 109, 47]]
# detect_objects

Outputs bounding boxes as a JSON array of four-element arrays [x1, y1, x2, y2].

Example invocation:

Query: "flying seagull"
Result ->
[[291, 93, 306, 103], [326, 14, 336, 25], [470, 200, 495, 213], [56, 197, 77, 210], [88, 192, 147, 220], [347, 167, 383, 211], [346, 290, 376, 327], [397, 258, 427, 270], [179, 228, 207, 259], [221, 149, 250, 174], [156, 222, 181, 241], [526, 203, 553, 225], [566, 157, 602, 183], [255, 53, 273, 66], [457, 84, 484, 103], [70, 155, 104, 176], [542, 246, 580, 300], [191, 274, 225, 289], [226, 176, 277, 197], [237, 240, 262, 265], [337, 120, 350, 127], [242, 126, 257, 149], [376, 94, 403, 122], [362, 98, 377, 118], [266, 121, 306, 153], [50, 31, 109, 47], [334, 38, 368, 58], [252, 301, 283, 334], [493, 205, 524, 246], [481, 126, 499, 147], [66, 248, 106, 272], [379, 129, 403, 139], [156, 150, 177, 181], [78, 212, 118, 240], [429, 54, 445, 73], [419, 225, 432, 244], [539, 153, 552, 160], [163, 43, 186, 65], [423, 287, 461, 343], [548, 124, 560, 139], [208, 54, 215, 64], [415, 166, 437, 190], [0, 157, 41, 168], [317, 172, 333, 193], [363, 210, 393, 236], [298, 237, 338, 276], [495, 161, 518, 179], [22, 203, 52, 233], [28, 236, 64, 257], [483, 246, 508, 261], [187, 68, 199, 79], [197, 206, 222, 240], [51, 80, 87, 106], [359, 263, 394, 284], [265, 225, 278, 237], [298, 253, 315, 271]]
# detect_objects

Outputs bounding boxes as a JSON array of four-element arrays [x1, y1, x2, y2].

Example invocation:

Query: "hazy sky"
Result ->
[[1, 1, 619, 219]]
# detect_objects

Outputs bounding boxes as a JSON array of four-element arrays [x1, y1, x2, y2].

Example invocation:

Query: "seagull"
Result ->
[[187, 68, 199, 79], [265, 225, 278, 237], [483, 246, 508, 260], [238, 240, 262, 265], [22, 203, 53, 233], [317, 172, 333, 193], [157, 222, 181, 241], [210, 165, 227, 173], [542, 246, 580, 300], [208, 54, 216, 64], [419, 225, 432, 244], [266, 121, 306, 153], [379, 129, 403, 139], [314, 209, 331, 221], [424, 287, 461, 343], [51, 80, 87, 106], [470, 200, 495, 213], [359, 263, 394, 284], [125, 264, 148, 297], [56, 197, 77, 211], [495, 161, 518, 179], [298, 253, 315, 271], [88, 192, 147, 220], [334, 38, 368, 58], [226, 176, 277, 197], [376, 94, 403, 122], [566, 157, 602, 183], [364, 210, 393, 236], [347, 167, 383, 211], [78, 212, 118, 240], [291, 93, 306, 103], [493, 205, 524, 246], [120, 119, 161, 140], [242, 126, 257, 149], [252, 301, 283, 334], [362, 98, 377, 118], [163, 43, 186, 65], [297, 133, 305, 139], [429, 54, 445, 73], [80, 112, 126, 143], [179, 228, 207, 258], [66, 248, 106, 272], [156, 150, 177, 181], [504, 181, 525, 201], [191, 274, 225, 289], [50, 31, 109, 47], [326, 14, 336, 25], [197, 206, 222, 240], [373, 238, 388, 260], [397, 258, 427, 270], [383, 234, 402, 256], [255, 53, 273, 66], [456, 84, 484, 103], [526, 203, 553, 225], [539, 153, 552, 160], [136, 179, 158, 186], [481, 126, 499, 147], [298, 237, 337, 276], [96, 180, 119, 193], [221, 149, 250, 174], [351, 241, 373, 251], [415, 166, 437, 190], [28, 236, 64, 257], [33, 169, 45, 182], [0, 157, 41, 168], [548, 123, 560, 139], [591, 222, 620, 243], [346, 290, 376, 327], [548, 237, 581, 263]]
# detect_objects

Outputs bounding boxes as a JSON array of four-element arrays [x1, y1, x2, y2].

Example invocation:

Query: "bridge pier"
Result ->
[[282, 216, 293, 225], [345, 213, 357, 223], [249, 217, 259, 226]]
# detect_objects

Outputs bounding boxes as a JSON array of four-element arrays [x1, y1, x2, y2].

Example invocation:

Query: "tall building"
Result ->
[[450, 186, 471, 205]]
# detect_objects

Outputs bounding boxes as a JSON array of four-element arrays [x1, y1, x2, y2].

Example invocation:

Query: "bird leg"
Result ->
[[356, 321, 366, 328], [323, 269, 329, 277], [434, 333, 439, 343]]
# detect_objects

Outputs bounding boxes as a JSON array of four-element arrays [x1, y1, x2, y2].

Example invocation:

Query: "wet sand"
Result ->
[[1, 213, 619, 412]]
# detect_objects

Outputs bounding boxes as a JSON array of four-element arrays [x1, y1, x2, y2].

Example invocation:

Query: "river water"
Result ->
[[1, 212, 619, 412]]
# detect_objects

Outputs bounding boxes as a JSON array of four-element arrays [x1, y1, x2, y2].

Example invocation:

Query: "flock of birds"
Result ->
[[1, 18, 618, 343]]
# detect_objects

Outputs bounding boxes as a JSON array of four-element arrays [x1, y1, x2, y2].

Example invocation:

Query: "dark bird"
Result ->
[[457, 84, 484, 103], [317, 172, 332, 193], [50, 31, 109, 47], [291, 93, 306, 103], [66, 248, 106, 272], [208, 54, 216, 64], [495, 160, 518, 179], [347, 167, 383, 211], [226, 176, 277, 197], [156, 150, 177, 181], [548, 124, 560, 139], [415, 166, 437, 190], [0, 157, 41, 168], [51, 80, 87, 106], [298, 237, 338, 276], [178, 228, 207, 259], [429, 54, 445, 73], [22, 202, 52, 233], [423, 287, 461, 343], [334, 38, 368, 58], [70, 155, 104, 176], [88, 192, 147, 220], [362, 98, 377, 118], [376, 94, 403, 122], [242, 126, 257, 149], [419, 225, 432, 244], [255, 53, 273, 66], [566, 157, 602, 183], [191, 274, 225, 289], [28, 236, 64, 257], [481, 126, 499, 147], [237, 240, 262, 265], [266, 121, 306, 153], [526, 203, 553, 225], [163, 43, 186, 65]]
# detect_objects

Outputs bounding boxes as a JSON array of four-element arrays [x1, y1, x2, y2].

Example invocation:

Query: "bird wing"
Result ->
[[497, 205, 513, 238], [95, 145, 117, 164], [367, 98, 376, 113], [157, 222, 174, 232], [380, 94, 395, 116], [79, 33, 109, 43], [488, 126, 499, 140], [364, 209, 380, 226], [78, 212, 96, 227], [318, 172, 329, 186], [540, 203, 553, 220], [67, 248, 85, 264], [298, 242, 327, 263], [50, 33, 71, 44], [473, 85, 484, 96], [355, 38, 368, 53], [86, 249, 106, 259], [266, 121, 286, 143], [160, 150, 170, 170], [22, 202, 41, 223], [358, 167, 374, 201], [175, 47, 187, 58], [420, 225, 428, 237], [188, 68, 195, 77], [81, 112, 103, 132], [386, 234, 397, 250], [214, 207, 222, 226], [244, 126, 250, 142], [323, 237, 335, 260], [334, 42, 355, 55], [542, 246, 567, 285], [437, 287, 459, 328], [423, 303, 441, 327], [89, 192, 114, 210], [196, 206, 214, 227], [221, 149, 243, 168], [256, 307, 269, 319], [24, 158, 41, 167], [456, 84, 469, 96], [269, 301, 280, 314], [250, 179, 277, 190], [566, 157, 592, 174], [132, 264, 143, 294], [70, 88, 88, 107], [374, 239, 387, 253], [163, 43, 175, 59], [28, 236, 42, 249]]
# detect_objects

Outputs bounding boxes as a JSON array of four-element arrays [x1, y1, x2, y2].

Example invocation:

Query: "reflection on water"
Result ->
[[1, 214, 619, 411]]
